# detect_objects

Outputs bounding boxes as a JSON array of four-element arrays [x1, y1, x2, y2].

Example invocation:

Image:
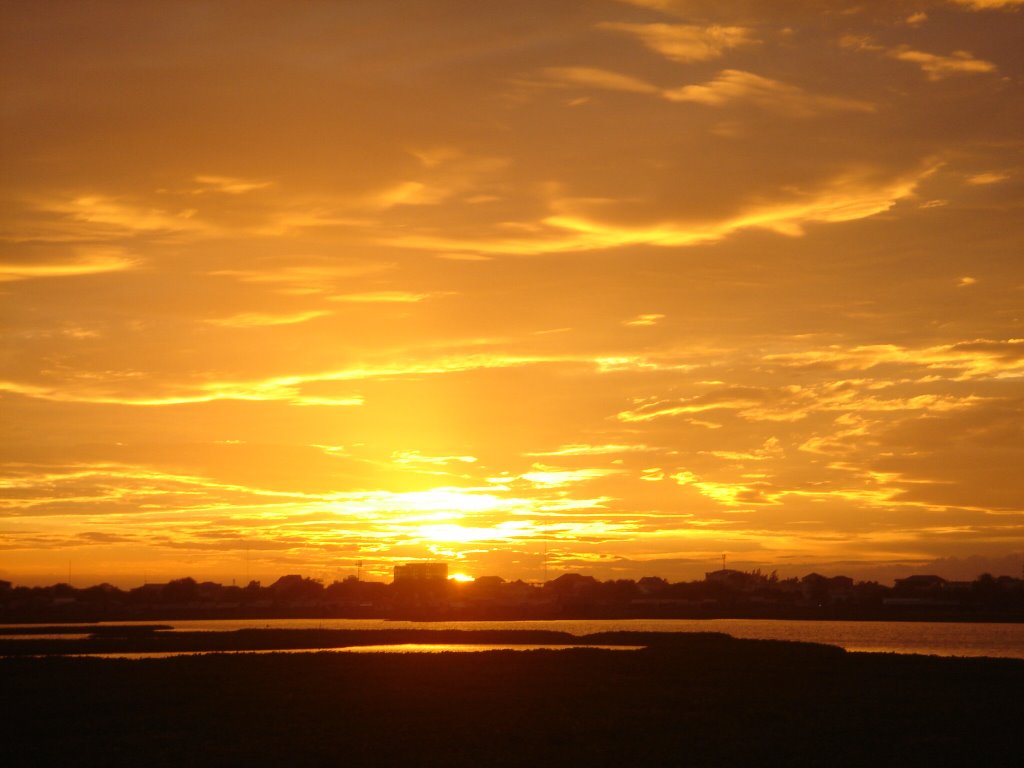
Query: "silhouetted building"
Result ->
[[894, 575, 946, 591], [704, 569, 763, 591], [801, 573, 854, 604], [393, 563, 448, 583]]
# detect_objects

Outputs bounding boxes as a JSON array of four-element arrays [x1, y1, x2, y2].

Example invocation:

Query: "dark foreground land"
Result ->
[[3, 631, 1022, 768]]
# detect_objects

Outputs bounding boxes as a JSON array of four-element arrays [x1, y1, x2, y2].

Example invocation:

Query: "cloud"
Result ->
[[762, 339, 1024, 380], [0, 463, 315, 518], [192, 175, 273, 194], [392, 451, 478, 466], [625, 313, 665, 326], [4, 0, 1024, 584], [704, 437, 784, 462], [619, 375, 989, 426], [384, 164, 930, 255], [206, 310, 332, 328], [527, 444, 656, 457], [541, 66, 659, 95], [594, 356, 698, 373], [41, 195, 208, 237], [889, 47, 997, 80], [252, 208, 372, 237], [542, 67, 874, 116], [949, 0, 1024, 9], [0, 353, 563, 407], [663, 70, 875, 115], [544, 165, 926, 242], [0, 250, 137, 282], [619, 391, 765, 422], [840, 36, 997, 81], [672, 470, 777, 507], [367, 153, 509, 211], [371, 181, 451, 209], [0, 377, 365, 408], [967, 171, 1010, 185], [517, 464, 623, 488], [837, 35, 884, 53], [330, 291, 433, 303], [598, 22, 757, 62], [212, 259, 394, 295]]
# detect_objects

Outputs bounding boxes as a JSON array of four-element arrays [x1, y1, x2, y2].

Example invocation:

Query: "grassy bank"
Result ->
[[3, 632, 1021, 766]]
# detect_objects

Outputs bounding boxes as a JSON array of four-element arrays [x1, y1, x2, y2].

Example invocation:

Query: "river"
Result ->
[[13, 617, 1018, 659]]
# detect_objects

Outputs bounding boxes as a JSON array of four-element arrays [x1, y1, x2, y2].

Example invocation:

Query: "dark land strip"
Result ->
[[2, 630, 1022, 767]]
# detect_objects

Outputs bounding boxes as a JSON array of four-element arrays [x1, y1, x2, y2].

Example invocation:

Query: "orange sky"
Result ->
[[2, 0, 1023, 586]]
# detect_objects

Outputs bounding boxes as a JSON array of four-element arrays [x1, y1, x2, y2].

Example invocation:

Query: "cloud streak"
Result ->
[[542, 67, 874, 116], [0, 251, 138, 281], [599, 22, 757, 62], [890, 47, 997, 80], [383, 165, 931, 255]]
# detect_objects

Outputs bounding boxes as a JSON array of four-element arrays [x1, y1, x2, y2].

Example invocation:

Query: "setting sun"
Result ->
[[1, 0, 1022, 589]]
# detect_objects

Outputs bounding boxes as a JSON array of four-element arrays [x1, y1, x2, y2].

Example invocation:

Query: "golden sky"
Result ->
[[2, 0, 1023, 586]]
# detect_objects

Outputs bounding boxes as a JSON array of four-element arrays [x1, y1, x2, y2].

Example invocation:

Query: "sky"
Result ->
[[2, 0, 1023, 587]]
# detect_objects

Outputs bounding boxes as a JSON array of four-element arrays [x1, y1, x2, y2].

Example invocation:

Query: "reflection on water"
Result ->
[[61, 644, 641, 660], [63, 618, 1024, 659], [337, 643, 640, 654]]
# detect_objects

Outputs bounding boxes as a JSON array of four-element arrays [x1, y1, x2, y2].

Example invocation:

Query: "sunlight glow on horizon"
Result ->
[[1, 0, 1023, 587]]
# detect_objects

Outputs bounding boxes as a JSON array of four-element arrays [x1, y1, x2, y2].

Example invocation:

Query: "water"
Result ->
[[53, 644, 642, 660], [8, 617, 1020, 659]]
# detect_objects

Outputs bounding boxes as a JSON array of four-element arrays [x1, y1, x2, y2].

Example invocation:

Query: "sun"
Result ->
[[449, 573, 475, 582]]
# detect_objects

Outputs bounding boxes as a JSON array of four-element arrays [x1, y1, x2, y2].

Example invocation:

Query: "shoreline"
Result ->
[[4, 606, 1023, 625], [4, 631, 1022, 767], [3, 625, 1023, 660]]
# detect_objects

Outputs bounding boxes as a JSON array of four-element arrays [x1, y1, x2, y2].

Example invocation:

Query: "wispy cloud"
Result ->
[[517, 464, 623, 488], [703, 437, 784, 462], [889, 47, 997, 80], [672, 470, 777, 507], [212, 259, 394, 295], [330, 291, 433, 303], [598, 22, 758, 62], [0, 250, 137, 282], [840, 35, 998, 80], [949, 0, 1024, 9], [192, 175, 273, 194], [542, 67, 874, 116], [527, 444, 655, 457], [966, 171, 1010, 185], [0, 377, 364, 408], [0, 354, 563, 407], [383, 165, 930, 255], [392, 451, 478, 466], [762, 339, 1024, 380], [41, 195, 208, 237], [206, 310, 332, 328], [541, 66, 659, 95], [663, 70, 875, 115], [370, 181, 451, 209], [624, 313, 665, 327], [619, 393, 764, 423]]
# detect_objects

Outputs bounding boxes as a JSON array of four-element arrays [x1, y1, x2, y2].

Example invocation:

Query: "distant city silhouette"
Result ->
[[2, 567, 1021, 623]]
